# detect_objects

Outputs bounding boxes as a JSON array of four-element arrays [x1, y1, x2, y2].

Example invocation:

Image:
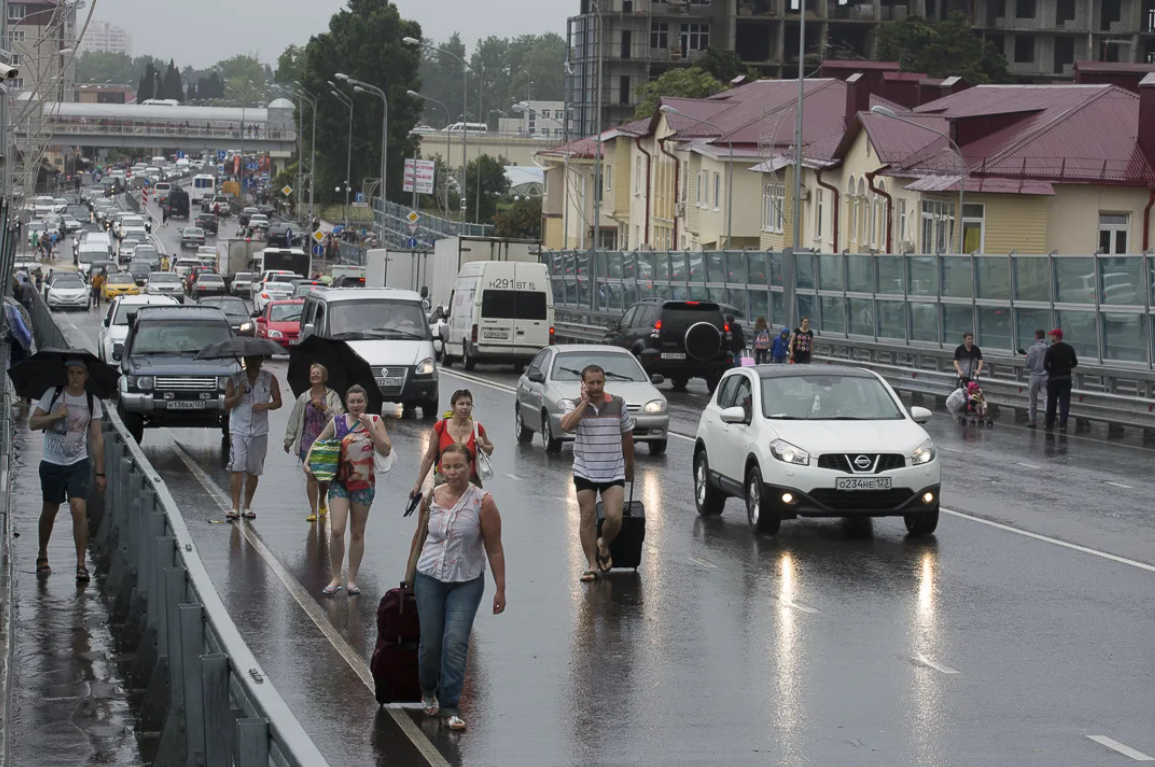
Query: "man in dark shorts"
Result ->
[[789, 316, 814, 364], [953, 332, 983, 384], [28, 358, 107, 582], [559, 365, 634, 583]]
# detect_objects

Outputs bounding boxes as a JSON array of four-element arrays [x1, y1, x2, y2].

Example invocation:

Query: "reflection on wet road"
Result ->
[[43, 272, 1155, 766]]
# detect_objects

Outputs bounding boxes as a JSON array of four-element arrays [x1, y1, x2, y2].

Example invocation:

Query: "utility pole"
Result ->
[[590, 1, 604, 310]]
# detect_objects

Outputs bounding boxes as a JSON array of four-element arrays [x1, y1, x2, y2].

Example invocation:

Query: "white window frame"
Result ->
[[846, 176, 857, 246], [605, 164, 613, 193], [8, 5, 24, 21], [713, 172, 720, 210], [696, 170, 702, 205], [813, 188, 823, 244], [680, 23, 710, 51], [962, 203, 986, 254], [898, 198, 907, 245], [921, 199, 956, 254], [1098, 212, 1130, 254], [8, 29, 24, 43], [762, 182, 785, 234], [634, 156, 641, 195], [9, 77, 22, 89], [540, 109, 551, 118], [650, 21, 669, 49]]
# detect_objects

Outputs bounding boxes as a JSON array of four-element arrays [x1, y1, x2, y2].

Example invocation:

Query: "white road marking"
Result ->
[[506, 473, 523, 481], [776, 598, 820, 614], [1015, 462, 1042, 469], [913, 653, 960, 675], [942, 508, 1155, 574], [687, 557, 717, 569], [939, 446, 963, 453], [1087, 736, 1155, 761], [166, 435, 450, 767], [1105, 481, 1134, 489]]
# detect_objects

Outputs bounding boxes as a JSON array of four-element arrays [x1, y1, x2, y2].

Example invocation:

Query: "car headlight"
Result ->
[[268, 329, 283, 338], [911, 439, 936, 466], [415, 357, 435, 375], [770, 438, 810, 466], [130, 375, 154, 391], [643, 398, 666, 414], [239, 322, 253, 333]]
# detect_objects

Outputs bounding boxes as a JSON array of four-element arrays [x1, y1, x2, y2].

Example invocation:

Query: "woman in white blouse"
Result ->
[[406, 443, 506, 731]]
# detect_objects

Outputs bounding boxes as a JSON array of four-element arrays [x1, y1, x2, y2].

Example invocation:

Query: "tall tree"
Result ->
[[206, 71, 223, 99], [212, 54, 267, 85], [275, 44, 304, 85], [464, 154, 511, 223], [493, 197, 541, 239], [135, 72, 148, 104], [633, 68, 725, 119], [76, 51, 134, 84], [162, 60, 183, 101], [298, 0, 424, 205], [873, 11, 1009, 84], [694, 48, 760, 83], [135, 63, 159, 102]]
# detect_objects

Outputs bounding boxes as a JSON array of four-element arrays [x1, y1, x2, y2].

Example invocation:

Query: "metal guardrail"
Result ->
[[35, 299, 329, 766], [14, 122, 295, 143], [552, 308, 1155, 437]]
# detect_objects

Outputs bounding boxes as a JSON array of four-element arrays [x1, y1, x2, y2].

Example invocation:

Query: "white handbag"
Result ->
[[371, 415, 396, 475], [473, 418, 495, 480]]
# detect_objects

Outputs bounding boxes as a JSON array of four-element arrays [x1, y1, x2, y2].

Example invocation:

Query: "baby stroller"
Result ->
[[947, 380, 993, 428]]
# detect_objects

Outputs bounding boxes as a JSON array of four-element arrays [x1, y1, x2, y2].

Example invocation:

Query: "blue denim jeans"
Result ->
[[414, 572, 485, 715]]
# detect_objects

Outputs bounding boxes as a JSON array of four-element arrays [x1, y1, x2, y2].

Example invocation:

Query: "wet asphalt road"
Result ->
[[41, 239, 1155, 767]]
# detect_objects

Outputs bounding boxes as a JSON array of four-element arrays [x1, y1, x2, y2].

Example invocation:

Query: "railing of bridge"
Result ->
[[373, 197, 494, 250], [545, 249, 1155, 369], [15, 120, 295, 142]]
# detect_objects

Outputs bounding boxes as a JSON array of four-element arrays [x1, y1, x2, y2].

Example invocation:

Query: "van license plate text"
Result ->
[[661, 352, 686, 360], [167, 401, 206, 410], [483, 330, 509, 339], [836, 478, 891, 491], [377, 377, 403, 389]]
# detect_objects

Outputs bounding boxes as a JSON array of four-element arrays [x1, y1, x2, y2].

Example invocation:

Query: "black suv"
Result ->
[[604, 299, 733, 391], [117, 306, 240, 443], [195, 212, 218, 235]]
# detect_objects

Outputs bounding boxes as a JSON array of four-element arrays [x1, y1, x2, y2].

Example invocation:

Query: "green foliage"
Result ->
[[212, 54, 267, 86], [161, 60, 184, 101], [135, 62, 163, 103], [634, 68, 726, 119], [76, 51, 134, 84], [873, 12, 1010, 84], [465, 154, 511, 222], [275, 44, 304, 85], [416, 33, 468, 127], [694, 48, 760, 84], [493, 197, 541, 239]]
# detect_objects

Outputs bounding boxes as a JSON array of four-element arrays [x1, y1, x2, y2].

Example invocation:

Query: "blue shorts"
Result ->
[[39, 459, 89, 504], [328, 481, 375, 506]]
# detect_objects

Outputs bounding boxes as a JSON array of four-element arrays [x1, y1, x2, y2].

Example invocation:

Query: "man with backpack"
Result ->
[[27, 359, 107, 582]]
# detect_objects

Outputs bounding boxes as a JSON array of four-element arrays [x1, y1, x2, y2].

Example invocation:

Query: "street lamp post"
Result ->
[[871, 105, 966, 254], [404, 38, 470, 223], [293, 81, 318, 227], [329, 82, 354, 229], [337, 73, 389, 245], [660, 105, 734, 249], [408, 90, 452, 215]]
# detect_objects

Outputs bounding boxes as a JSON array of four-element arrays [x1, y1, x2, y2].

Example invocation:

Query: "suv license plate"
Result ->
[[168, 401, 206, 410], [661, 352, 686, 360], [483, 330, 508, 339], [376, 377, 403, 389], [836, 477, 892, 491]]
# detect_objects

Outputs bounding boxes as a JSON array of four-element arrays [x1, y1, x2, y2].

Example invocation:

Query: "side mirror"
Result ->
[[251, 310, 261, 318], [102, 316, 109, 327], [527, 370, 546, 384], [910, 406, 932, 424], [302, 323, 315, 337], [650, 374, 665, 385], [719, 405, 747, 424], [112, 350, 122, 362], [433, 339, 443, 354]]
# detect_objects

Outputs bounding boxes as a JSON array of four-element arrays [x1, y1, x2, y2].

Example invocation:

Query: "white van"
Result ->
[[191, 174, 215, 203], [443, 261, 553, 370], [150, 156, 167, 167]]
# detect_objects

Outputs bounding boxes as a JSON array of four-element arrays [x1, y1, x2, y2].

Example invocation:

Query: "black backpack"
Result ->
[[43, 386, 95, 432]]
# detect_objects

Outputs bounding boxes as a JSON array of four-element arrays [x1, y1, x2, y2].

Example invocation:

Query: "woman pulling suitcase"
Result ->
[[407, 444, 506, 730]]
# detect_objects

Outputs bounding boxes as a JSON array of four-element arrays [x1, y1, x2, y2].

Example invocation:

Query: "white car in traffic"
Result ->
[[146, 271, 184, 296], [45, 272, 89, 310], [99, 294, 180, 361], [692, 365, 941, 536], [253, 280, 294, 313]]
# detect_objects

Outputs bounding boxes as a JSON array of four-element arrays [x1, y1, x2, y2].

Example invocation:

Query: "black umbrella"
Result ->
[[7, 347, 120, 401], [195, 336, 284, 360], [288, 335, 382, 414]]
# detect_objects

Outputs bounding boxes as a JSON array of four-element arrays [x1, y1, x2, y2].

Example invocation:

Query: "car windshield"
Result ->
[[552, 353, 648, 382], [184, 228, 204, 236], [129, 263, 151, 275], [761, 375, 905, 421], [198, 275, 224, 284], [53, 276, 84, 289], [107, 273, 134, 285], [329, 300, 428, 339], [200, 297, 246, 316], [135, 248, 158, 259], [293, 284, 322, 298], [235, 273, 251, 281], [78, 250, 103, 264], [150, 273, 179, 283], [269, 303, 303, 322], [131, 321, 231, 354]]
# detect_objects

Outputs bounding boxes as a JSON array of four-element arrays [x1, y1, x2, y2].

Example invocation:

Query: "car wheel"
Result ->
[[463, 341, 476, 371], [693, 450, 725, 516], [904, 508, 939, 536], [746, 465, 780, 535], [421, 397, 439, 420], [542, 411, 562, 453], [119, 404, 144, 444], [671, 377, 689, 391], [514, 405, 534, 443], [648, 439, 667, 455]]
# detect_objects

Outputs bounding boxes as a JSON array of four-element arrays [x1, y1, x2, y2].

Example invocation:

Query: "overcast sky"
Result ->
[[90, 0, 569, 69]]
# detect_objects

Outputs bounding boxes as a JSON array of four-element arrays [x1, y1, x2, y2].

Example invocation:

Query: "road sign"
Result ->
[[261, 172, 269, 180], [407, 237, 418, 249], [217, 150, 227, 161], [312, 244, 324, 256], [281, 185, 293, 196], [351, 201, 369, 208], [404, 159, 436, 195], [407, 221, 419, 235], [312, 230, 325, 243], [406, 210, 419, 223], [217, 164, 224, 174]]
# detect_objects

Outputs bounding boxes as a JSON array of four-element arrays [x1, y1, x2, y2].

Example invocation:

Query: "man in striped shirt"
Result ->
[[560, 365, 635, 582]]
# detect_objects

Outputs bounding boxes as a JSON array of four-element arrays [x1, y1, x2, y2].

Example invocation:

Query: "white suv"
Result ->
[[692, 365, 941, 536]]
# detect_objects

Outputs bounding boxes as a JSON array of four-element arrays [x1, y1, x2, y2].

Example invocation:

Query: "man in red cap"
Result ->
[[1042, 328, 1078, 432]]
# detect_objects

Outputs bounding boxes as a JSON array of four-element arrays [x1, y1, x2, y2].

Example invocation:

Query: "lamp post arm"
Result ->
[[881, 112, 966, 254]]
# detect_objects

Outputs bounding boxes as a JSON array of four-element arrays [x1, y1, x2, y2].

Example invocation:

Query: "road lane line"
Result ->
[[687, 557, 717, 569], [1105, 481, 1134, 489], [165, 435, 451, 767], [1015, 462, 1042, 469], [942, 507, 1155, 573], [440, 369, 695, 442], [939, 446, 963, 453], [506, 473, 523, 481], [775, 598, 820, 614], [1087, 736, 1155, 761], [913, 653, 959, 675]]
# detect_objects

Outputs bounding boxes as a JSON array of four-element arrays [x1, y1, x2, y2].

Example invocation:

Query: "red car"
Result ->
[[255, 299, 304, 347]]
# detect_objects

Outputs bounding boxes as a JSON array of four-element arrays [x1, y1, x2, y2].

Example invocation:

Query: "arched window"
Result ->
[[857, 178, 868, 248], [846, 175, 857, 247], [875, 180, 887, 251]]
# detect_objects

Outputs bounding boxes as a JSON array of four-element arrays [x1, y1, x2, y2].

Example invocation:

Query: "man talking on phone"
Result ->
[[559, 364, 634, 583]]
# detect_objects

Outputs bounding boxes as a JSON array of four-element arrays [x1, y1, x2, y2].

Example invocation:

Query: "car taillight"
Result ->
[[685, 300, 699, 305], [724, 323, 730, 333], [471, 324, 478, 343], [262, 293, 268, 298], [549, 327, 555, 345]]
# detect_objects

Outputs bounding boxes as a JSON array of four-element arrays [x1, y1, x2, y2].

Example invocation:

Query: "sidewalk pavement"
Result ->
[[4, 413, 143, 764]]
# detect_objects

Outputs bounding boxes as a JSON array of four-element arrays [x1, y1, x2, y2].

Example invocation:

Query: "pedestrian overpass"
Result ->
[[10, 98, 298, 152]]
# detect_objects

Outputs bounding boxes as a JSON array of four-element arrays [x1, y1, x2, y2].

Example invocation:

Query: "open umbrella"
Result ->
[[8, 347, 120, 401], [195, 336, 283, 360], [288, 335, 382, 414]]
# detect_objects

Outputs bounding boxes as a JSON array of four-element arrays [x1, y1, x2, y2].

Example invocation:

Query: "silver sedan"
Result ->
[[514, 344, 671, 455]]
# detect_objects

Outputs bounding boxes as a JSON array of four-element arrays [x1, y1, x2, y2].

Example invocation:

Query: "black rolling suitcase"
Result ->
[[595, 483, 646, 570]]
